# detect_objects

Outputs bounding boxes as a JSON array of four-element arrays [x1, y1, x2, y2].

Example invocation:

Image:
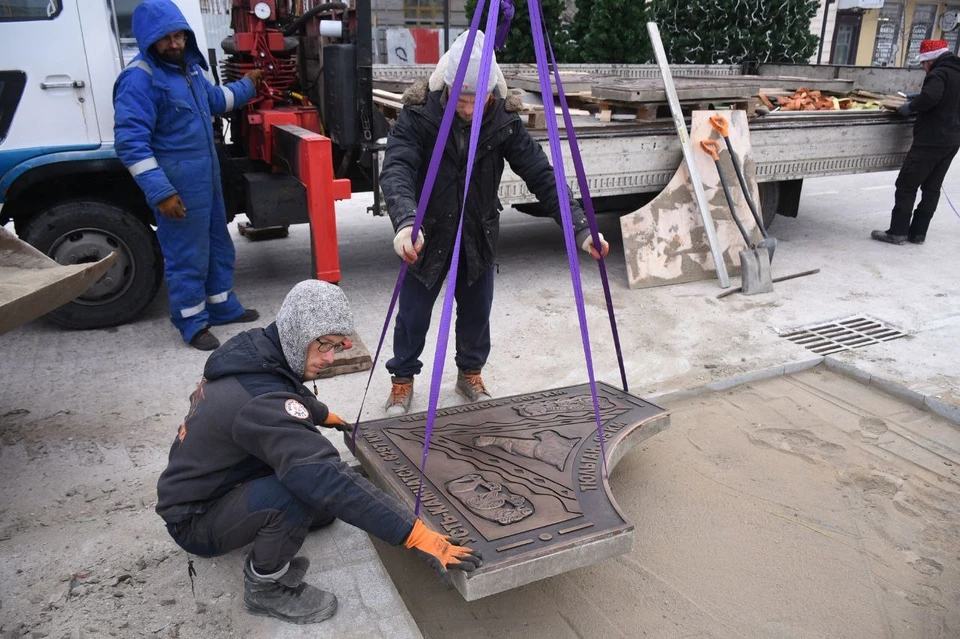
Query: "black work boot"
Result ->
[[870, 230, 906, 245], [189, 328, 220, 351], [227, 309, 260, 324], [908, 235, 926, 245], [243, 556, 337, 624]]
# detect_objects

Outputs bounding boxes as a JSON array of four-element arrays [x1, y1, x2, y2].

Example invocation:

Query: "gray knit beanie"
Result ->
[[276, 280, 355, 379]]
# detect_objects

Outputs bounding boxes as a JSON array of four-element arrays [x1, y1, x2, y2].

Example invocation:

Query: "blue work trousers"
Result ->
[[166, 475, 334, 574], [387, 262, 495, 378]]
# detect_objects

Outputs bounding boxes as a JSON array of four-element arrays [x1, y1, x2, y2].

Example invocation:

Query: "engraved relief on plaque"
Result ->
[[474, 430, 577, 471], [378, 393, 634, 541], [446, 474, 535, 525]]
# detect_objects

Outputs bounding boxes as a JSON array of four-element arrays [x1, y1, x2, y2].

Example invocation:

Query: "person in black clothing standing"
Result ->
[[872, 39, 960, 245], [156, 280, 481, 625], [378, 31, 609, 417]]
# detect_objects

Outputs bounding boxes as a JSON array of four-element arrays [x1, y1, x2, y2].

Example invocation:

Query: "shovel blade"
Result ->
[[758, 237, 777, 262], [739, 248, 773, 295]]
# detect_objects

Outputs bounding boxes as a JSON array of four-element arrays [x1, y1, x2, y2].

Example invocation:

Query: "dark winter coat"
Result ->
[[155, 323, 415, 546], [907, 53, 960, 147], [379, 80, 590, 289]]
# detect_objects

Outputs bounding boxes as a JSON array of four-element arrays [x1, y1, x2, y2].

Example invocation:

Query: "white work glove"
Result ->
[[393, 226, 425, 264], [580, 232, 609, 260]]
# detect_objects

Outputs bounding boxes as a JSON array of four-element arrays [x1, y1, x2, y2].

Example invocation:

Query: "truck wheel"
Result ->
[[21, 200, 163, 329], [758, 182, 779, 230]]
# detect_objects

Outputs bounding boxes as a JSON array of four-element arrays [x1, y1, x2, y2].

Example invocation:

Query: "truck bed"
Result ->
[[372, 64, 913, 206]]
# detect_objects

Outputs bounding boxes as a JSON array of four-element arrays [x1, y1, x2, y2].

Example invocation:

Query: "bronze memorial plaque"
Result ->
[[349, 382, 670, 600]]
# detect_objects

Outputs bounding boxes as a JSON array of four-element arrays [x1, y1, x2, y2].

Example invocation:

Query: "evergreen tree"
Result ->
[[649, 0, 819, 64], [463, 0, 571, 63], [572, 0, 651, 63]]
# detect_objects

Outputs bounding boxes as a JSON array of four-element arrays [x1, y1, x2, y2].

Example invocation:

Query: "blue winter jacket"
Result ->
[[113, 0, 257, 208]]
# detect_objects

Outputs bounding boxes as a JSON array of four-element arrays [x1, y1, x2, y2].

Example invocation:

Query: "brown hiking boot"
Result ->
[[456, 369, 492, 403], [385, 376, 414, 417]]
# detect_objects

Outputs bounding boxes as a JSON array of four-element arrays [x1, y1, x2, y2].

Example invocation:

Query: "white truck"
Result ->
[[0, 0, 918, 330]]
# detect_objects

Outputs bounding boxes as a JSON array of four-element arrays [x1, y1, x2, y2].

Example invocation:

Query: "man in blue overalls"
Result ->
[[114, 0, 261, 350]]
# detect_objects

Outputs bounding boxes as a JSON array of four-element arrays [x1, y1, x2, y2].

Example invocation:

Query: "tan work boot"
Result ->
[[385, 376, 414, 417], [456, 369, 492, 403]]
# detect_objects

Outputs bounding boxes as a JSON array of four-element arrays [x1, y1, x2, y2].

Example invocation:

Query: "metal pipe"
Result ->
[[817, 0, 836, 65], [443, 0, 450, 52], [282, 3, 348, 37], [356, 0, 374, 144], [647, 22, 731, 289], [108, 0, 126, 70]]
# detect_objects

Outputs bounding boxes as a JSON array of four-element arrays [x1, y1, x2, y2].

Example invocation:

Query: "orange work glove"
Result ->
[[403, 519, 482, 586], [157, 194, 186, 219], [323, 411, 353, 434], [244, 68, 263, 85]]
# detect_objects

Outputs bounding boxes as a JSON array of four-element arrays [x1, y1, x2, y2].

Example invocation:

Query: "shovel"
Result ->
[[700, 140, 773, 295], [709, 115, 777, 262]]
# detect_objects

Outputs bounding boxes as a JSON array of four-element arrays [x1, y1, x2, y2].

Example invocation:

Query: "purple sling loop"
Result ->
[[350, 0, 499, 515]]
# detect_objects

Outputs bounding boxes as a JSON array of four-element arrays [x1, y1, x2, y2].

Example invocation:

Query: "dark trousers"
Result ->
[[386, 263, 495, 378], [889, 145, 959, 238], [166, 476, 334, 574]]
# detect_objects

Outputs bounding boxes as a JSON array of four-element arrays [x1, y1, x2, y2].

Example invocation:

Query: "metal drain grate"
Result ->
[[781, 316, 907, 355]]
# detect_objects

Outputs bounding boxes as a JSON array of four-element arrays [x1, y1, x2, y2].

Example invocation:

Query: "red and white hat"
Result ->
[[916, 39, 950, 62]]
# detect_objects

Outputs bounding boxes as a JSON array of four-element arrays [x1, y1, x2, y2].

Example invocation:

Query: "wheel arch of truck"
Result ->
[[0, 146, 152, 228]]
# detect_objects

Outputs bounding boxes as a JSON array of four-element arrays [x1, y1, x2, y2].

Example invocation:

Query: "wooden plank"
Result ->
[[688, 75, 856, 93], [592, 77, 757, 104], [503, 72, 595, 95]]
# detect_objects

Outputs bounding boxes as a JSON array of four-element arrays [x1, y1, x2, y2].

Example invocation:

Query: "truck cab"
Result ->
[[0, 0, 210, 329]]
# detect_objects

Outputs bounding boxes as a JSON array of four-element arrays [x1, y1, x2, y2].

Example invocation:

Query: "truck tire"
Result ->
[[21, 200, 163, 330], [758, 182, 779, 230]]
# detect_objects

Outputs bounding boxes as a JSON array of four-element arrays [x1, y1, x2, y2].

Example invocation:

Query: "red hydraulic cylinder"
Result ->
[[270, 124, 351, 283]]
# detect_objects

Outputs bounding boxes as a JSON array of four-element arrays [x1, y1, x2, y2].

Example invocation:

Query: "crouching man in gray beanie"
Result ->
[[156, 280, 481, 624]]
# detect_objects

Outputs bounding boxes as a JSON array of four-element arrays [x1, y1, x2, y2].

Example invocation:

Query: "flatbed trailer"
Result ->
[[372, 63, 917, 225]]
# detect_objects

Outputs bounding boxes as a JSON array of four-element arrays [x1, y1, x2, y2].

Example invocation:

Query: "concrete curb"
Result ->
[[649, 357, 823, 405], [823, 356, 960, 425], [648, 356, 959, 427]]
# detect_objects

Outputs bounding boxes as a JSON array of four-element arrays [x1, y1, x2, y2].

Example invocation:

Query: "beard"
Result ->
[[158, 48, 184, 64]]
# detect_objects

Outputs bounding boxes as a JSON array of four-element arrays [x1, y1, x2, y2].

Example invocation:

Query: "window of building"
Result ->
[[943, 6, 960, 55], [0, 0, 62, 21], [831, 11, 863, 65], [404, 0, 444, 27], [872, 2, 904, 66], [906, 3, 938, 66]]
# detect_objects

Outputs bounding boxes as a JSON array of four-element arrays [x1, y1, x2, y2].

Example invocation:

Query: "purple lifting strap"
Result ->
[[543, 25, 628, 394], [350, 0, 490, 455], [414, 0, 502, 513], [527, 0, 610, 473], [352, 0, 626, 511]]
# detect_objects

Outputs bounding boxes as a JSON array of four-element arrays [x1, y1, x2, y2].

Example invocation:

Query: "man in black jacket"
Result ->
[[156, 280, 481, 624], [379, 31, 608, 416], [873, 40, 960, 245]]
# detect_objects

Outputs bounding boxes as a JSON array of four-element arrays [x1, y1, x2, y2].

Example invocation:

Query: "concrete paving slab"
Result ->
[[375, 369, 960, 638]]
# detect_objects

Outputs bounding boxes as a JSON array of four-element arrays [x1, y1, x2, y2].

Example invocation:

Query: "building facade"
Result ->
[[822, 0, 960, 66]]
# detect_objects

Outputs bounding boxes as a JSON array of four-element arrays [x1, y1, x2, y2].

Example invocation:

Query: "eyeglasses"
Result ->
[[161, 31, 187, 44], [316, 339, 346, 354]]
